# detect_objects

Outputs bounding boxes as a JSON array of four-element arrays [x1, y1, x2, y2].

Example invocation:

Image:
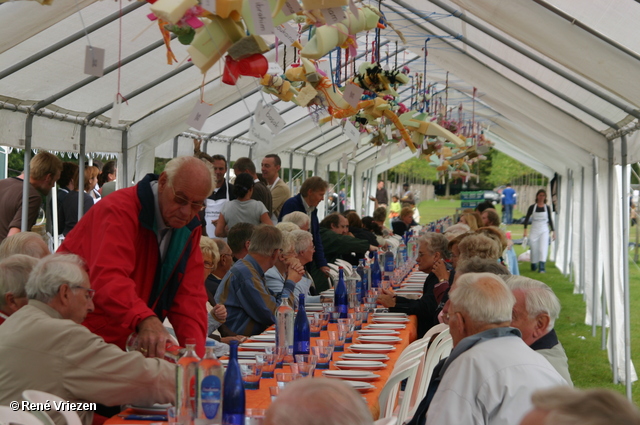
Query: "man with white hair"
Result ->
[[407, 273, 566, 425], [265, 377, 373, 425], [0, 254, 175, 425], [0, 254, 38, 324], [59, 156, 214, 357], [281, 211, 310, 231], [216, 225, 300, 336], [505, 276, 572, 385], [0, 232, 50, 259]]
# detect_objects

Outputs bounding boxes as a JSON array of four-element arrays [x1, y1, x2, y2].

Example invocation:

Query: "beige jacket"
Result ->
[[270, 178, 291, 219], [0, 300, 176, 425]]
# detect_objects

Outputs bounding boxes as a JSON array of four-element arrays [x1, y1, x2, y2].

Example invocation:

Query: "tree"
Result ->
[[485, 150, 539, 187], [387, 157, 438, 182]]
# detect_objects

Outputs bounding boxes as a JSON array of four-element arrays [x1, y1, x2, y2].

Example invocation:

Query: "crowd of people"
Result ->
[[0, 153, 637, 425]]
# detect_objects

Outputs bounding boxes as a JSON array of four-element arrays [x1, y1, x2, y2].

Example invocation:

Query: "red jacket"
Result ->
[[58, 174, 207, 355]]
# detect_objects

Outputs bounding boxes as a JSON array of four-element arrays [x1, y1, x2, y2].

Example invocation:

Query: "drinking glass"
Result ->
[[309, 316, 322, 338], [269, 386, 281, 402], [256, 353, 276, 379], [327, 330, 346, 352], [322, 302, 335, 313], [329, 311, 341, 324], [311, 345, 332, 370], [294, 354, 318, 377], [240, 362, 263, 390], [348, 312, 362, 330], [245, 408, 266, 425], [275, 372, 300, 388], [317, 312, 330, 331], [337, 320, 354, 343]]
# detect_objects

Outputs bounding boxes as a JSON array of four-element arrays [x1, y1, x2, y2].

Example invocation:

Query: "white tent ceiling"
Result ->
[[1, 0, 639, 386]]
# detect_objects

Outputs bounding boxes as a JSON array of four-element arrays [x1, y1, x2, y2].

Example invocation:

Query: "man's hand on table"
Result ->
[[378, 288, 397, 308], [136, 316, 172, 358], [221, 335, 248, 344]]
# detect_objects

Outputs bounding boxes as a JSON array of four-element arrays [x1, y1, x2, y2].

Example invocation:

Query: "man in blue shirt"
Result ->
[[215, 225, 300, 336], [501, 183, 517, 225]]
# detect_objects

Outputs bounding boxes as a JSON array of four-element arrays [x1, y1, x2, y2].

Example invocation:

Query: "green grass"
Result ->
[[416, 199, 640, 403]]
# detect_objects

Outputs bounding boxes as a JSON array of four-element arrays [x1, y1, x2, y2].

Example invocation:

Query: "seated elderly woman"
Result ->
[[457, 233, 503, 262], [378, 233, 451, 338], [289, 229, 321, 304], [391, 206, 419, 238], [476, 226, 508, 252], [0, 232, 49, 259], [265, 232, 306, 308], [276, 222, 300, 233], [281, 211, 310, 231]]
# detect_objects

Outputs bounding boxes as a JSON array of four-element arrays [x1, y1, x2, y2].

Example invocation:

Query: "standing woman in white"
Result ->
[[523, 189, 554, 273]]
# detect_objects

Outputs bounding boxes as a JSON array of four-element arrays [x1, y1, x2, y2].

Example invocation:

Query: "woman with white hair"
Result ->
[[265, 232, 306, 308], [281, 211, 310, 231], [289, 229, 321, 304]]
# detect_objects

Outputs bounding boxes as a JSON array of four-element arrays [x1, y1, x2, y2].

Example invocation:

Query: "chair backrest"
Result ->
[[373, 417, 397, 425], [0, 407, 44, 425], [422, 323, 449, 341], [378, 358, 421, 425], [22, 391, 82, 425]]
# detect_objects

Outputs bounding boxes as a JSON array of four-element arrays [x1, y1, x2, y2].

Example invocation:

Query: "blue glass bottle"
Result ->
[[334, 267, 349, 318], [222, 341, 244, 425], [356, 259, 368, 301], [370, 251, 381, 288], [383, 250, 395, 285], [293, 294, 310, 355]]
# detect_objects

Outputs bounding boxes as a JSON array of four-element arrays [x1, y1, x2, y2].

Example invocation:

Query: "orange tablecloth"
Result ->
[[105, 315, 418, 424]]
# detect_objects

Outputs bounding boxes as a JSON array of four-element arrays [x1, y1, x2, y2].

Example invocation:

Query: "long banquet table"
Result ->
[[106, 314, 418, 423]]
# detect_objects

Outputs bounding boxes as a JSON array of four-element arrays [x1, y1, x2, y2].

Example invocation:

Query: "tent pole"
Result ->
[[226, 142, 232, 183], [289, 153, 294, 193], [563, 168, 572, 277], [592, 157, 599, 338], [621, 135, 632, 397], [424, 0, 640, 120], [302, 155, 307, 182], [386, 0, 620, 128], [325, 164, 330, 208], [172, 136, 179, 159], [78, 125, 86, 222], [608, 139, 618, 384], [21, 114, 34, 232], [314, 157, 318, 177], [121, 130, 129, 188], [0, 2, 145, 80], [580, 167, 585, 297]]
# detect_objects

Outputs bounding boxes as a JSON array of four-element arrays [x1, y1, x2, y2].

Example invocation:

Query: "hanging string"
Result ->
[[376, 0, 382, 64], [116, 0, 127, 103], [275, 37, 279, 64], [335, 48, 342, 86], [344, 48, 348, 81], [365, 31, 369, 63], [283, 45, 287, 71], [472, 87, 477, 141], [445, 71, 449, 121], [394, 41, 398, 71]]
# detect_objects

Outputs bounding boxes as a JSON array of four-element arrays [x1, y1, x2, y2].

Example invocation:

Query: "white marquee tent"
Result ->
[[1, 0, 638, 393]]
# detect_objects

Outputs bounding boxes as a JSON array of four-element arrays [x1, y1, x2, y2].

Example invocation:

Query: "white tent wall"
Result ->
[[449, 0, 640, 115], [553, 169, 572, 275], [596, 157, 637, 383]]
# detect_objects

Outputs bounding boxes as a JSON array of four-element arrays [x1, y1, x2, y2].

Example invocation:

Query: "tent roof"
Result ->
[[1, 0, 640, 177]]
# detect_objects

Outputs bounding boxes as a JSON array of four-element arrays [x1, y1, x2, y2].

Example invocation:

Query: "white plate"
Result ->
[[239, 342, 275, 351], [357, 335, 402, 344], [334, 360, 386, 370], [220, 359, 255, 365], [248, 334, 276, 342], [128, 404, 171, 415], [340, 353, 390, 361], [343, 380, 376, 393], [306, 305, 324, 312], [394, 292, 422, 297], [264, 330, 276, 335], [237, 350, 263, 359], [356, 329, 400, 336], [365, 323, 406, 330], [372, 317, 411, 323], [372, 312, 408, 317], [400, 283, 424, 288], [348, 344, 396, 353], [322, 370, 380, 381]]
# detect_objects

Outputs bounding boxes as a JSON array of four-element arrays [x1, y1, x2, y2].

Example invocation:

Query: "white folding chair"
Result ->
[[0, 407, 44, 425], [22, 391, 82, 425], [422, 323, 449, 341], [373, 417, 397, 425], [378, 358, 421, 425]]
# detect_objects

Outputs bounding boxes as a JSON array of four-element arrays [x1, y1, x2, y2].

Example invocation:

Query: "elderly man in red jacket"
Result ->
[[59, 156, 215, 357]]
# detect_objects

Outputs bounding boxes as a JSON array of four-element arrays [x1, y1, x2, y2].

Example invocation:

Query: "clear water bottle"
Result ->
[[293, 294, 310, 355], [275, 298, 294, 356], [222, 341, 245, 425], [370, 251, 381, 289], [177, 338, 200, 424], [356, 259, 368, 300], [383, 250, 395, 286], [353, 265, 364, 303], [334, 267, 348, 318], [196, 340, 223, 425]]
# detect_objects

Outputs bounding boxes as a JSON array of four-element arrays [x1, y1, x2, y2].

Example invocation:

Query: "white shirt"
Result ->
[[150, 181, 172, 260], [426, 336, 566, 425]]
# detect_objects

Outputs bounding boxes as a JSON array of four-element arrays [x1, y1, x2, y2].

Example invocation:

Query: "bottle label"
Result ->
[[201, 376, 222, 419], [190, 376, 197, 414], [295, 341, 310, 354]]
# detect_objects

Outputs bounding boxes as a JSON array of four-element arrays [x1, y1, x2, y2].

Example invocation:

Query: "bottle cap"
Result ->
[[205, 340, 216, 347], [186, 337, 196, 346]]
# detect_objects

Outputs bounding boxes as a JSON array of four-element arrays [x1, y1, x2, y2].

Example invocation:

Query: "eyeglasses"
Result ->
[[171, 187, 206, 211], [204, 261, 215, 270], [72, 286, 96, 300]]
